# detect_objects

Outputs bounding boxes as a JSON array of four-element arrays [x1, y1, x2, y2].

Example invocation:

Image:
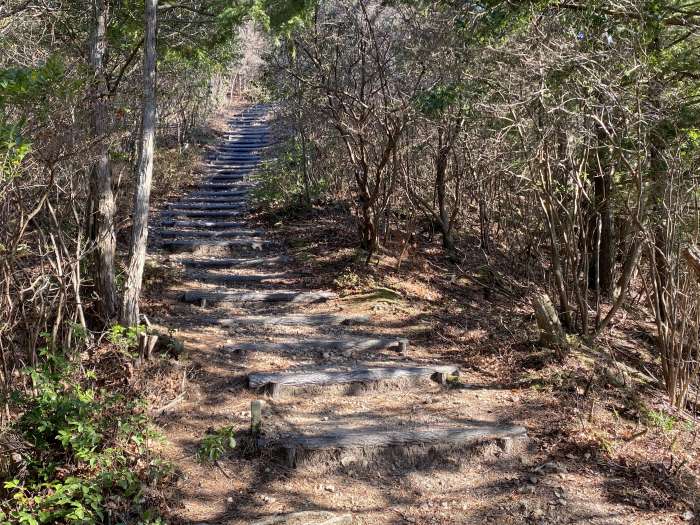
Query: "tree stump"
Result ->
[[532, 293, 566, 355], [137, 333, 159, 362]]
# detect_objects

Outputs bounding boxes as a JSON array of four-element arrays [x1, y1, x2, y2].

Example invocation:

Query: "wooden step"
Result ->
[[265, 424, 528, 468], [158, 229, 262, 239], [226, 337, 406, 355], [186, 270, 289, 284], [198, 183, 250, 190], [161, 210, 246, 218], [251, 511, 352, 525], [188, 190, 252, 198], [182, 255, 291, 268], [216, 313, 370, 327], [169, 202, 246, 211], [181, 289, 337, 305], [180, 195, 248, 203], [248, 363, 459, 391], [161, 238, 270, 252], [159, 220, 247, 229]]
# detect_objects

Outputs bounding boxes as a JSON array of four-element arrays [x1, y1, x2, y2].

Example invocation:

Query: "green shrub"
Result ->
[[0, 351, 167, 524], [196, 426, 236, 463], [251, 139, 326, 210]]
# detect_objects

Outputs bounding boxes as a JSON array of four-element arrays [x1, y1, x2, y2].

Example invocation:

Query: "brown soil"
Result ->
[[143, 105, 700, 525]]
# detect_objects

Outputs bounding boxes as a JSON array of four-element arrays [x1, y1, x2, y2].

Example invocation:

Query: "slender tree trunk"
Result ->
[[89, 0, 117, 319], [120, 0, 158, 326], [435, 145, 454, 253], [588, 118, 615, 296]]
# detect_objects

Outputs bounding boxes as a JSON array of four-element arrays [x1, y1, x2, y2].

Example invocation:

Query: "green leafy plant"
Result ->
[[107, 323, 146, 353], [0, 351, 165, 524], [196, 426, 236, 463], [643, 408, 677, 433]]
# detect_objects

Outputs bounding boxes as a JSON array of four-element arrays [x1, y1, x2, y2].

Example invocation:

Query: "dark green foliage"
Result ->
[[1, 349, 168, 524]]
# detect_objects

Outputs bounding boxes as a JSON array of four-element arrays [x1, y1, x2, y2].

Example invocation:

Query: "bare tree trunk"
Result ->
[[588, 118, 615, 296], [120, 0, 158, 327], [435, 144, 454, 253], [89, 0, 117, 319]]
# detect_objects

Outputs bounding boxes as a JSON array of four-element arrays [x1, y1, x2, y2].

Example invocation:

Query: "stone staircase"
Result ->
[[154, 104, 528, 524]]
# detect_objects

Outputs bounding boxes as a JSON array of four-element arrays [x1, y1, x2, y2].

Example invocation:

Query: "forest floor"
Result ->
[[142, 103, 700, 525]]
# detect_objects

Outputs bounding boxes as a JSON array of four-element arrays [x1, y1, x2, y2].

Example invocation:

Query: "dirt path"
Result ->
[[146, 106, 654, 525]]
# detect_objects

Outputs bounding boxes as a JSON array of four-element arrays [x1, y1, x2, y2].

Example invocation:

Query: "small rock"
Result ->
[[682, 510, 695, 521], [528, 475, 539, 484], [518, 485, 535, 494], [227, 497, 233, 503], [325, 485, 335, 493]]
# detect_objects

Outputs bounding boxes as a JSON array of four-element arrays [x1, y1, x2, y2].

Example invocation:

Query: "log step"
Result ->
[[169, 202, 247, 210], [181, 289, 337, 304], [188, 190, 253, 198], [265, 424, 528, 467], [186, 270, 290, 284], [198, 183, 251, 190], [251, 511, 352, 525], [158, 229, 262, 239], [161, 210, 246, 218], [248, 363, 459, 390], [182, 255, 291, 268], [159, 220, 247, 229], [226, 337, 406, 355], [216, 313, 370, 327], [161, 238, 271, 251], [180, 195, 248, 203]]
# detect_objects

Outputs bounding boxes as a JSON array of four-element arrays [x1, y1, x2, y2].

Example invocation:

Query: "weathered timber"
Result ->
[[216, 313, 370, 327], [180, 195, 248, 203], [198, 183, 251, 190], [248, 363, 459, 389], [159, 220, 247, 229], [161, 210, 246, 218], [250, 512, 352, 525], [158, 229, 262, 239], [186, 270, 289, 284], [267, 424, 527, 467], [181, 289, 337, 304], [161, 238, 270, 252], [225, 337, 406, 355], [169, 202, 247, 211], [182, 255, 291, 268], [188, 190, 252, 198], [251, 399, 263, 435]]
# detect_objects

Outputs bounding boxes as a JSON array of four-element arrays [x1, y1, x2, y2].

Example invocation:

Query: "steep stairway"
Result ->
[[155, 104, 528, 524]]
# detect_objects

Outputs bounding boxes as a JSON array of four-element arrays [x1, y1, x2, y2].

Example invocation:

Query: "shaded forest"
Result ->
[[2, 0, 700, 523]]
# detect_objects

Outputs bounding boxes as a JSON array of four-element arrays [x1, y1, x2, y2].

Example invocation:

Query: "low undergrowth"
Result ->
[[1, 336, 172, 525]]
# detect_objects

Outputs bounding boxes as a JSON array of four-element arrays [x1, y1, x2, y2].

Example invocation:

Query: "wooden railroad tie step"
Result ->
[[180, 195, 249, 203], [225, 337, 407, 355], [181, 289, 337, 305], [181, 255, 291, 268], [161, 210, 246, 218], [186, 270, 290, 284], [158, 229, 262, 239], [166, 204, 248, 212], [265, 424, 528, 468], [161, 238, 271, 252], [250, 511, 352, 525], [248, 363, 459, 393], [159, 220, 247, 229], [216, 313, 370, 327]]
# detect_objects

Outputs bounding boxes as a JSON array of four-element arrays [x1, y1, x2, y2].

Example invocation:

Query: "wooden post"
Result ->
[[137, 332, 158, 361], [398, 339, 408, 354], [250, 399, 263, 435]]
